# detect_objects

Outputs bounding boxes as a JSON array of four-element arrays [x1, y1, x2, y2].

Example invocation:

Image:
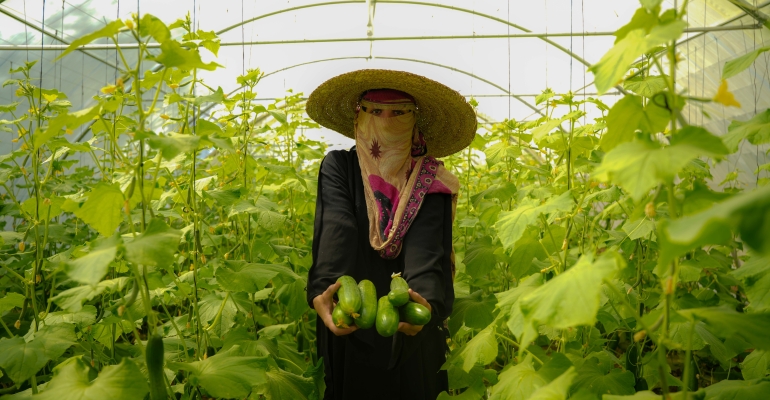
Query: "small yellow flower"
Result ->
[[15, 87, 24, 97], [65, 128, 73, 135], [101, 85, 117, 94], [713, 79, 741, 108], [42, 93, 58, 103], [20, 143, 28, 150], [116, 78, 124, 89], [169, 83, 179, 89], [125, 19, 134, 30], [11, 138, 18, 143], [160, 114, 170, 120]]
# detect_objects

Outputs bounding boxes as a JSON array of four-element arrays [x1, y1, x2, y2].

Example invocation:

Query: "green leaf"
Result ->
[[196, 118, 223, 135], [591, 21, 686, 94], [658, 185, 770, 272], [124, 218, 181, 269], [697, 377, 770, 400], [639, 0, 664, 11], [55, 20, 124, 60], [495, 191, 573, 250], [463, 237, 499, 279], [723, 109, 770, 152], [169, 345, 268, 399], [442, 326, 498, 372], [621, 218, 655, 241], [51, 278, 129, 312], [448, 290, 497, 333], [670, 126, 729, 157], [153, 40, 222, 71], [723, 47, 770, 80], [0, 324, 76, 383], [623, 75, 668, 98], [488, 356, 546, 400], [147, 133, 202, 160], [138, 14, 170, 43], [216, 262, 292, 293], [678, 307, 770, 350], [0, 292, 25, 314], [74, 183, 124, 237], [193, 87, 225, 106], [529, 367, 576, 400], [255, 366, 318, 400], [742, 350, 770, 380], [600, 96, 645, 151], [65, 235, 120, 286], [520, 254, 619, 330], [594, 140, 702, 201], [495, 274, 542, 338], [572, 358, 635, 397], [35, 358, 149, 400]]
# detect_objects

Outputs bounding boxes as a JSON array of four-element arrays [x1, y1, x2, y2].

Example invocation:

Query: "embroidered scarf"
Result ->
[[355, 89, 459, 259]]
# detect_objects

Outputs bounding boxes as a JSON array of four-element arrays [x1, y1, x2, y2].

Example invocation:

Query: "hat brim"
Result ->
[[306, 69, 477, 158]]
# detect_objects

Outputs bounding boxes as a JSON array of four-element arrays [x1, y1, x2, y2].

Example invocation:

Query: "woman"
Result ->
[[305, 69, 476, 400]]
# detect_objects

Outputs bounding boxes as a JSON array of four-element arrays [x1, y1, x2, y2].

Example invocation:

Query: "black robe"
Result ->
[[307, 147, 455, 400]]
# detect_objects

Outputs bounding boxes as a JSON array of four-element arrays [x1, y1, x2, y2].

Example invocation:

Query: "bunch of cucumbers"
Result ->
[[332, 272, 431, 337]]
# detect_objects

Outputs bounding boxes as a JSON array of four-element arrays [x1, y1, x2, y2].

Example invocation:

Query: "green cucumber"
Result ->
[[354, 279, 377, 329], [376, 296, 399, 337], [146, 333, 167, 400], [336, 275, 362, 317], [332, 304, 354, 328], [388, 273, 409, 307], [400, 302, 431, 326]]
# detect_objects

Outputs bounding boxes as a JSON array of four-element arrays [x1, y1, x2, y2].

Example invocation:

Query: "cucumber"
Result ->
[[354, 279, 377, 329], [146, 333, 167, 400], [332, 304, 354, 328], [336, 275, 362, 317], [376, 296, 399, 337], [400, 302, 431, 326], [388, 273, 409, 307]]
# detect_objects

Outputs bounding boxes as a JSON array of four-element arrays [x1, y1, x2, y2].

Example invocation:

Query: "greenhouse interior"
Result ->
[[0, 0, 769, 399]]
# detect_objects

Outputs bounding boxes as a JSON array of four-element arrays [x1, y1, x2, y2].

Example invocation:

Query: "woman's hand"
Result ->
[[313, 281, 358, 336], [397, 289, 432, 336]]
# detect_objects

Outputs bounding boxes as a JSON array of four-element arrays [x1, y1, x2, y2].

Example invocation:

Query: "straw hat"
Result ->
[[306, 69, 477, 158]]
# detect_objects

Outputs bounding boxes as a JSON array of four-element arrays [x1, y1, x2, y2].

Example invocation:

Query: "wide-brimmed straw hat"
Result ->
[[306, 69, 477, 158]]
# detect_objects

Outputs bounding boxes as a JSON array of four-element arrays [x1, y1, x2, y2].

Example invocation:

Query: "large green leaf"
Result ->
[[442, 326, 498, 372], [74, 183, 124, 237], [35, 358, 148, 400], [488, 356, 546, 400], [571, 358, 635, 397], [495, 274, 543, 339], [216, 262, 297, 293], [657, 185, 770, 272], [697, 378, 770, 400], [590, 21, 686, 94], [623, 75, 668, 98], [448, 290, 497, 334], [0, 324, 76, 383], [594, 131, 726, 201], [51, 277, 130, 312], [255, 366, 318, 400], [55, 20, 124, 60], [495, 191, 573, 250], [678, 307, 770, 350], [138, 14, 170, 43], [742, 350, 770, 380], [520, 254, 619, 331], [600, 96, 645, 151], [147, 133, 202, 160], [0, 292, 25, 314], [169, 345, 268, 399], [722, 109, 770, 152], [124, 218, 181, 269], [152, 40, 222, 71], [723, 47, 770, 79], [529, 367, 576, 400], [65, 235, 120, 286], [463, 237, 500, 279]]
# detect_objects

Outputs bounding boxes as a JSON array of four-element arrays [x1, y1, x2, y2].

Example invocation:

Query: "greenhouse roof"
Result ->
[[1, 0, 769, 183]]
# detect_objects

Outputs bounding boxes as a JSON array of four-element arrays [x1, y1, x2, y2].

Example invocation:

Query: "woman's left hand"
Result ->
[[397, 289, 432, 336]]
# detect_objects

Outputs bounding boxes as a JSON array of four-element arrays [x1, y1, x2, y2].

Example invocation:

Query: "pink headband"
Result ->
[[361, 89, 415, 105]]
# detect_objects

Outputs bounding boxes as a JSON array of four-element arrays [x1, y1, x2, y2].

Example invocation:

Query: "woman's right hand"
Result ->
[[313, 281, 358, 336]]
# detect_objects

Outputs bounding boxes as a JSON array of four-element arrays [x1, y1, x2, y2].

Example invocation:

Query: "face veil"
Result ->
[[354, 89, 460, 260]]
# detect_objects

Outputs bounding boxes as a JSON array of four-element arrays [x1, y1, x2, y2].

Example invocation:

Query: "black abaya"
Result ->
[[307, 148, 455, 400]]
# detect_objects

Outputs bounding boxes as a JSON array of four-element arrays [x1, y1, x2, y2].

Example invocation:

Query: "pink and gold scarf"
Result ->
[[355, 89, 459, 259]]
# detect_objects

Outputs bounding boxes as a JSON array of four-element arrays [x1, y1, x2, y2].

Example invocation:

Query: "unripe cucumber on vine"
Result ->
[[146, 333, 167, 400], [336, 275, 362, 317], [387, 272, 409, 307], [376, 296, 399, 337], [332, 304, 354, 328], [354, 279, 377, 329], [400, 301, 431, 326]]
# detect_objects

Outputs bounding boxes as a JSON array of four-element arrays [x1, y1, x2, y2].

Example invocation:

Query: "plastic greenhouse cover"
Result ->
[[0, 0, 768, 184]]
